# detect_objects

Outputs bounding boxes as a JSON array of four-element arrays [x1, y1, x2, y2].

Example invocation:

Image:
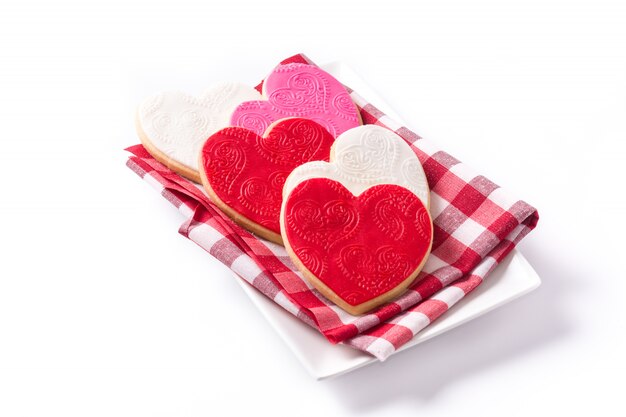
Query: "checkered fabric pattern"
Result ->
[[125, 54, 538, 361]]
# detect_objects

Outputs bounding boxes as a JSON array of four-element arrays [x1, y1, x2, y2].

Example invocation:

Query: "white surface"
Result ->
[[1, 1, 625, 416], [237, 249, 541, 380]]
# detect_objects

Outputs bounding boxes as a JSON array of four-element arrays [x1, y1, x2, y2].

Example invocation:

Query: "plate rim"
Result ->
[[235, 248, 541, 380]]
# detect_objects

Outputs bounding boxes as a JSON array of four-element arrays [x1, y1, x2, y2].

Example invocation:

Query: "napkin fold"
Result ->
[[126, 54, 538, 361]]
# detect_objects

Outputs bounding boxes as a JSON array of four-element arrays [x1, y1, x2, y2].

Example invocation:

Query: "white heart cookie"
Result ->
[[282, 125, 430, 207], [136, 82, 262, 182]]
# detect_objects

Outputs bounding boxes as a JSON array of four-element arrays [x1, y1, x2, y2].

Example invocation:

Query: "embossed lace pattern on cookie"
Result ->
[[231, 63, 361, 138], [283, 125, 431, 206], [284, 178, 433, 306], [138, 82, 262, 170], [201, 118, 334, 234]]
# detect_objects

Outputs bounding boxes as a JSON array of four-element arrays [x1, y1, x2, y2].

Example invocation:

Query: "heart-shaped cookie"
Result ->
[[199, 118, 334, 243], [282, 179, 433, 315], [280, 125, 433, 315], [283, 125, 430, 207], [230, 63, 361, 138], [136, 82, 262, 182]]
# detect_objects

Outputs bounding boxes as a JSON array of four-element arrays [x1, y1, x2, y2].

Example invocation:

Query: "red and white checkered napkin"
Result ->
[[125, 54, 538, 361]]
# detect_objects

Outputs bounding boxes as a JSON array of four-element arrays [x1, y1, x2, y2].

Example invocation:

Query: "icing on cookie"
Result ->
[[199, 118, 334, 243], [283, 125, 430, 207], [137, 82, 262, 179], [282, 179, 433, 313], [230, 63, 361, 138]]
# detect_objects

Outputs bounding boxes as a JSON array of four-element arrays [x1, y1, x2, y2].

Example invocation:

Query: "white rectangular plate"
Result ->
[[236, 248, 540, 380], [234, 62, 542, 380]]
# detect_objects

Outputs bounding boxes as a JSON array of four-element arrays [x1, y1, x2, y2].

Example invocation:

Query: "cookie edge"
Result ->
[[135, 109, 202, 183], [198, 143, 284, 245]]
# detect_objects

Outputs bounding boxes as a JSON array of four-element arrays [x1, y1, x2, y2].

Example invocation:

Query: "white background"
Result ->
[[1, 0, 625, 416]]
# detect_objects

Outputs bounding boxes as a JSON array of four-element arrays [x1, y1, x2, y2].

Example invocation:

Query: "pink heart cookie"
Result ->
[[230, 63, 361, 138]]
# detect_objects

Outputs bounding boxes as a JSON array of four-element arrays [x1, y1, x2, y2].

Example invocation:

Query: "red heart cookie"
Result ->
[[199, 118, 334, 244], [282, 178, 433, 315]]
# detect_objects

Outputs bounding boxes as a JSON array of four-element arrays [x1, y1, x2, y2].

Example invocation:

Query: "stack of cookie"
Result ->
[[135, 62, 433, 315]]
